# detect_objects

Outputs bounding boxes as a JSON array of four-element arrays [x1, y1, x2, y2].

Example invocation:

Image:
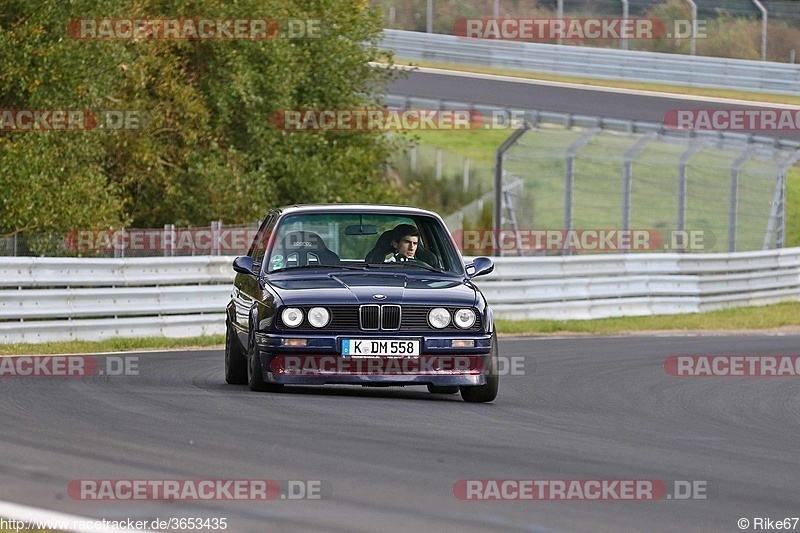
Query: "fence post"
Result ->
[[557, 0, 563, 46], [620, 0, 629, 50], [677, 141, 707, 251], [685, 0, 698, 55], [564, 129, 600, 255], [752, 0, 767, 61], [462, 157, 470, 193], [729, 147, 758, 252], [426, 0, 433, 33], [622, 133, 657, 252], [114, 227, 125, 258], [211, 220, 221, 256], [494, 124, 530, 257], [410, 145, 417, 176], [768, 149, 800, 249], [164, 224, 176, 257]]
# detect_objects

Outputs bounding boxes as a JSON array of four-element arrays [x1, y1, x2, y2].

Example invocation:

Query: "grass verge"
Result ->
[[0, 335, 224, 356], [496, 301, 800, 335], [395, 59, 800, 106]]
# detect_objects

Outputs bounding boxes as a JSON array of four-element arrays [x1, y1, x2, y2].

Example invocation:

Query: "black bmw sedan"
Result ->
[[225, 204, 498, 402]]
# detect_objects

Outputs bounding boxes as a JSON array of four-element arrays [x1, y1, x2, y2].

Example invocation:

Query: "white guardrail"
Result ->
[[0, 250, 798, 343], [381, 29, 800, 95]]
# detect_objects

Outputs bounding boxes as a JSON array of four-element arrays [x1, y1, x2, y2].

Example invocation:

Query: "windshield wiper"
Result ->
[[365, 262, 445, 273]]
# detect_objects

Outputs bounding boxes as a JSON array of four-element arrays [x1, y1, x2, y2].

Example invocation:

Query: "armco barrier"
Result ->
[[0, 256, 235, 343], [381, 29, 800, 95], [0, 249, 798, 343], [475, 248, 800, 320]]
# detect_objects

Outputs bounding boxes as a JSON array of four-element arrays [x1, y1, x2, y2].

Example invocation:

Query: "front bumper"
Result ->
[[255, 332, 492, 386]]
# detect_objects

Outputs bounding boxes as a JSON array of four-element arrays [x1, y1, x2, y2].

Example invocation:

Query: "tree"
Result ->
[[0, 0, 401, 248]]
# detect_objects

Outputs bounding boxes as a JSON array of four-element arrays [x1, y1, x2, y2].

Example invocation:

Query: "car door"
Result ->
[[232, 212, 276, 332]]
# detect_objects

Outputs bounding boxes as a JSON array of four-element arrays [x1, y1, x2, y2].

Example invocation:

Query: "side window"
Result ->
[[248, 213, 276, 264]]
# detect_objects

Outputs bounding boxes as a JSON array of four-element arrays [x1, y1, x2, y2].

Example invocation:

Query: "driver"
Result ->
[[386, 224, 419, 262]]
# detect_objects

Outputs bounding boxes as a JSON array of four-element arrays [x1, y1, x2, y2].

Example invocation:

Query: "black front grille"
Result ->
[[360, 305, 380, 330], [381, 305, 401, 330], [276, 305, 481, 332]]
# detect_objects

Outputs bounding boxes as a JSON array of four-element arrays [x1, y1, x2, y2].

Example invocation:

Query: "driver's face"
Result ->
[[393, 235, 418, 258]]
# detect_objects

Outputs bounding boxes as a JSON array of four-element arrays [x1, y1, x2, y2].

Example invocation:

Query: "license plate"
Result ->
[[342, 339, 420, 357]]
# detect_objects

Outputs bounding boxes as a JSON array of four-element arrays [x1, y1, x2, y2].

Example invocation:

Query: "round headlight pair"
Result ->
[[428, 308, 476, 329], [281, 307, 330, 328]]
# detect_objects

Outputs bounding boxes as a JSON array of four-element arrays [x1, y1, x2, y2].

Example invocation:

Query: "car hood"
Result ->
[[266, 272, 478, 307]]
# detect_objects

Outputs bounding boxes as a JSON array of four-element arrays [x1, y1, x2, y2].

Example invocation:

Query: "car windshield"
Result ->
[[265, 212, 463, 275]]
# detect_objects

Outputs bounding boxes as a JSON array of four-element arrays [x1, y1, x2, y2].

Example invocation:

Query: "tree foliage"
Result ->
[[0, 0, 401, 238]]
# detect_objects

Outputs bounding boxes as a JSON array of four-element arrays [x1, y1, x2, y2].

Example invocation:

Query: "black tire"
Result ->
[[427, 384, 460, 394], [246, 325, 283, 393], [225, 321, 247, 385], [460, 331, 499, 403]]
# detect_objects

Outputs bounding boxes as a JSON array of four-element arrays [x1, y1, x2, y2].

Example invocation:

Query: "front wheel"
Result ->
[[460, 331, 499, 403]]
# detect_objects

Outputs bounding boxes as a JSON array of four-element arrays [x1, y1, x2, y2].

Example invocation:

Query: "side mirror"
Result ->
[[466, 256, 494, 278], [233, 256, 257, 275]]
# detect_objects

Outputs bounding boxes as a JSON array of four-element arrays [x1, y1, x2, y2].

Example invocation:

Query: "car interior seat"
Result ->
[[275, 231, 340, 267]]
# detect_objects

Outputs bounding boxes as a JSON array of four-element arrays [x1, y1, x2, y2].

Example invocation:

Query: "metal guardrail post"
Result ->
[[622, 133, 657, 247], [114, 228, 125, 259], [564, 128, 600, 255], [620, 0, 629, 50], [557, 0, 563, 46], [494, 122, 531, 257], [164, 224, 176, 257], [752, 0, 768, 61], [426, 0, 433, 33], [677, 141, 707, 241], [767, 149, 800, 249], [685, 0, 698, 56], [728, 147, 759, 252], [462, 157, 470, 193], [211, 220, 221, 256]]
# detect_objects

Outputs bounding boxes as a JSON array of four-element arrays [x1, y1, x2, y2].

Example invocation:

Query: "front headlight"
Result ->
[[281, 307, 304, 328], [428, 307, 451, 329], [307, 307, 330, 328], [454, 308, 476, 329]]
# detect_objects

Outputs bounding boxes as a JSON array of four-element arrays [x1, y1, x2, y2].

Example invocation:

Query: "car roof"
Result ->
[[272, 204, 443, 218]]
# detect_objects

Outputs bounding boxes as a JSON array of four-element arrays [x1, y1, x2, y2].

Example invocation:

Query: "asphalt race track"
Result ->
[[388, 69, 800, 141], [2, 335, 799, 532]]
